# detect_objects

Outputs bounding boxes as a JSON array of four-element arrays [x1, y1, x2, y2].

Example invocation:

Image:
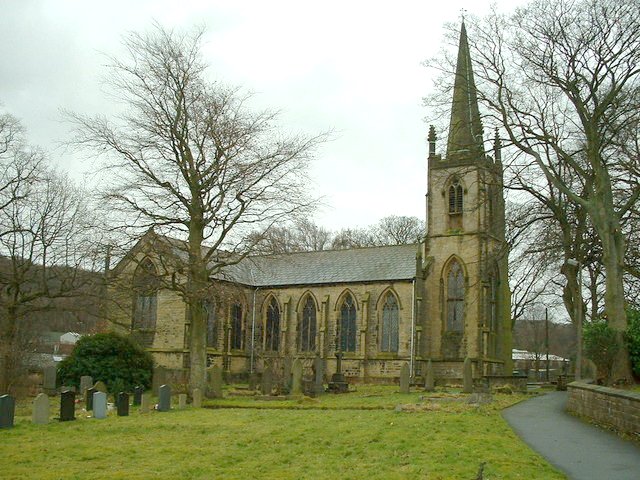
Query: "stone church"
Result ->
[[109, 23, 512, 385]]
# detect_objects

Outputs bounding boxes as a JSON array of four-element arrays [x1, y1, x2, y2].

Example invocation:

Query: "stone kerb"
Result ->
[[567, 381, 640, 437]]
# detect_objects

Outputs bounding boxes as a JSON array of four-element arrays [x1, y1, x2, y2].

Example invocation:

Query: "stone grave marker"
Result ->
[[93, 391, 107, 419], [140, 393, 151, 414], [291, 358, 303, 395], [261, 366, 273, 395], [178, 393, 187, 409], [43, 365, 57, 394], [283, 356, 293, 391], [424, 359, 435, 392], [85, 387, 97, 411], [32, 393, 50, 425], [248, 373, 258, 391], [313, 355, 324, 395], [152, 367, 167, 396], [133, 386, 144, 406], [463, 357, 473, 394], [192, 388, 202, 408], [80, 375, 93, 395], [60, 390, 75, 422], [0, 394, 15, 429], [399, 363, 410, 394], [93, 381, 107, 393], [116, 392, 129, 416], [158, 384, 171, 412], [207, 365, 223, 398]]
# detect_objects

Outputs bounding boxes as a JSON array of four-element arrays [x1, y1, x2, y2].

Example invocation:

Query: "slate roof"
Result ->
[[223, 244, 418, 287]]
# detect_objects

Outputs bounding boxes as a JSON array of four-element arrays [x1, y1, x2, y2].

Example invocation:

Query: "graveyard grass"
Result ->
[[2, 386, 564, 480]]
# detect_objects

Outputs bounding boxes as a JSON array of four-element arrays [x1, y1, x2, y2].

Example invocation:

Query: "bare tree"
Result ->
[[67, 25, 325, 394], [370, 215, 425, 245]]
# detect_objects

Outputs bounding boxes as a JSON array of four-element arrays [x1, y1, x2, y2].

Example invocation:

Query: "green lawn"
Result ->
[[2, 386, 565, 480]]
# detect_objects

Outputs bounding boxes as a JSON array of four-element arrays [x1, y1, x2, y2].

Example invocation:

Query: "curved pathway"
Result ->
[[503, 391, 640, 480]]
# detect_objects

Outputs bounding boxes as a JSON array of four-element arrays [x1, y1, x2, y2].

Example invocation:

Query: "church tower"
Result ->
[[420, 22, 512, 379]]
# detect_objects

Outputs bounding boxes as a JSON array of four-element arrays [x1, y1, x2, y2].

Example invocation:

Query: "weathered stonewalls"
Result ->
[[567, 382, 640, 436]]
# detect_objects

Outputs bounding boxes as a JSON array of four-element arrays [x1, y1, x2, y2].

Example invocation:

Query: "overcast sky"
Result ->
[[0, 0, 525, 231]]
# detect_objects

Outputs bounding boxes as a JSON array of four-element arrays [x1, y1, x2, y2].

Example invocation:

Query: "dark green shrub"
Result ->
[[625, 308, 640, 379], [583, 318, 620, 384], [57, 332, 154, 392]]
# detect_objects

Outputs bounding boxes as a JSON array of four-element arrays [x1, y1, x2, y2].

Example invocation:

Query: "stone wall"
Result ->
[[567, 381, 640, 436]]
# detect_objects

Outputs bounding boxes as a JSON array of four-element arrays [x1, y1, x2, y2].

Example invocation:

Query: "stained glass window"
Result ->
[[340, 294, 357, 352], [381, 292, 399, 352]]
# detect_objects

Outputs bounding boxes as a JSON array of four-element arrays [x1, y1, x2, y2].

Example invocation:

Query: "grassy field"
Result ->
[[2, 386, 565, 480]]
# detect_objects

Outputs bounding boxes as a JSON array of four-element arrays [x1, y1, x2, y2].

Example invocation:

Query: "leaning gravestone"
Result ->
[[93, 381, 107, 393], [85, 387, 97, 411], [116, 392, 129, 416], [399, 363, 410, 394], [80, 376, 93, 395], [32, 393, 50, 425], [261, 366, 274, 395], [192, 388, 202, 408], [207, 365, 223, 399], [60, 390, 75, 422], [178, 394, 187, 409], [43, 365, 57, 394], [291, 359, 303, 395], [140, 393, 151, 414], [0, 394, 15, 429], [313, 355, 324, 395], [463, 357, 473, 394], [133, 386, 144, 406], [424, 359, 435, 392], [158, 384, 171, 412], [93, 391, 107, 419]]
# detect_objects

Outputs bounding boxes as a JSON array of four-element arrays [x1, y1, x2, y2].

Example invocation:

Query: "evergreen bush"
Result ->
[[625, 308, 640, 379], [583, 318, 620, 384]]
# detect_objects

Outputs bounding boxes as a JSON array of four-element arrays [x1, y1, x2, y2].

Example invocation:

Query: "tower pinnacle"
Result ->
[[446, 21, 484, 162]]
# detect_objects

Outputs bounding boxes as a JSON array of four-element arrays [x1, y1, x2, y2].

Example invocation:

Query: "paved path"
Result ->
[[503, 391, 640, 480]]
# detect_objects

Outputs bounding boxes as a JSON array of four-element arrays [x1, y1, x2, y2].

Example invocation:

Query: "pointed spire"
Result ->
[[446, 21, 484, 162], [428, 125, 437, 157], [493, 128, 502, 162]]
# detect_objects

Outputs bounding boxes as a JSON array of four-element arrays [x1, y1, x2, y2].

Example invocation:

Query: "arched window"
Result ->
[[381, 292, 399, 352], [204, 300, 217, 348], [132, 259, 158, 346], [299, 296, 317, 352], [448, 180, 463, 214], [339, 294, 357, 352], [488, 271, 499, 356], [230, 303, 243, 350], [446, 260, 465, 332], [265, 297, 280, 352]]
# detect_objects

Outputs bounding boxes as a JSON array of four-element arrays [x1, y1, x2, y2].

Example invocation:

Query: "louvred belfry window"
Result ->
[[448, 181, 463, 214]]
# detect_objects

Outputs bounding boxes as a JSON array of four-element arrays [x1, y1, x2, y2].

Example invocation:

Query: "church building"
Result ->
[[109, 23, 512, 385]]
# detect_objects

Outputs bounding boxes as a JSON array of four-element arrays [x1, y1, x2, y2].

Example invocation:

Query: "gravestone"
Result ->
[[152, 367, 167, 396], [158, 384, 171, 412], [116, 392, 129, 416], [80, 375, 93, 395], [248, 373, 258, 391], [261, 366, 273, 395], [192, 388, 202, 408], [85, 387, 97, 411], [140, 393, 151, 414], [424, 359, 435, 392], [93, 391, 107, 419], [463, 357, 473, 394], [43, 365, 57, 394], [133, 386, 144, 406], [178, 393, 187, 409], [32, 393, 50, 425], [313, 355, 324, 395], [328, 352, 349, 393], [291, 359, 303, 395], [399, 363, 410, 394], [93, 381, 107, 393], [207, 365, 223, 399], [283, 356, 293, 391], [60, 390, 75, 421], [0, 394, 15, 429]]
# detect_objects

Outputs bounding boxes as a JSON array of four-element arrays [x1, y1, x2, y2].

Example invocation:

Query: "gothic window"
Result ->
[[265, 297, 280, 352], [132, 259, 158, 346], [381, 292, 399, 353], [204, 300, 217, 348], [488, 271, 499, 356], [448, 180, 463, 214], [299, 295, 317, 352], [446, 260, 465, 332], [230, 303, 243, 350], [339, 294, 357, 352]]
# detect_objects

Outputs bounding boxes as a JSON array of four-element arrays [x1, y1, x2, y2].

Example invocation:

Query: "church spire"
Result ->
[[446, 21, 484, 162]]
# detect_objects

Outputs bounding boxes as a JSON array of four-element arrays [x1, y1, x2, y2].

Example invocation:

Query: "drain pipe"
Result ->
[[409, 278, 416, 378], [250, 286, 260, 374]]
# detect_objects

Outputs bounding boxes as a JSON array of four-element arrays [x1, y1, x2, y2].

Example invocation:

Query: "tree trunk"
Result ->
[[187, 221, 208, 395]]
